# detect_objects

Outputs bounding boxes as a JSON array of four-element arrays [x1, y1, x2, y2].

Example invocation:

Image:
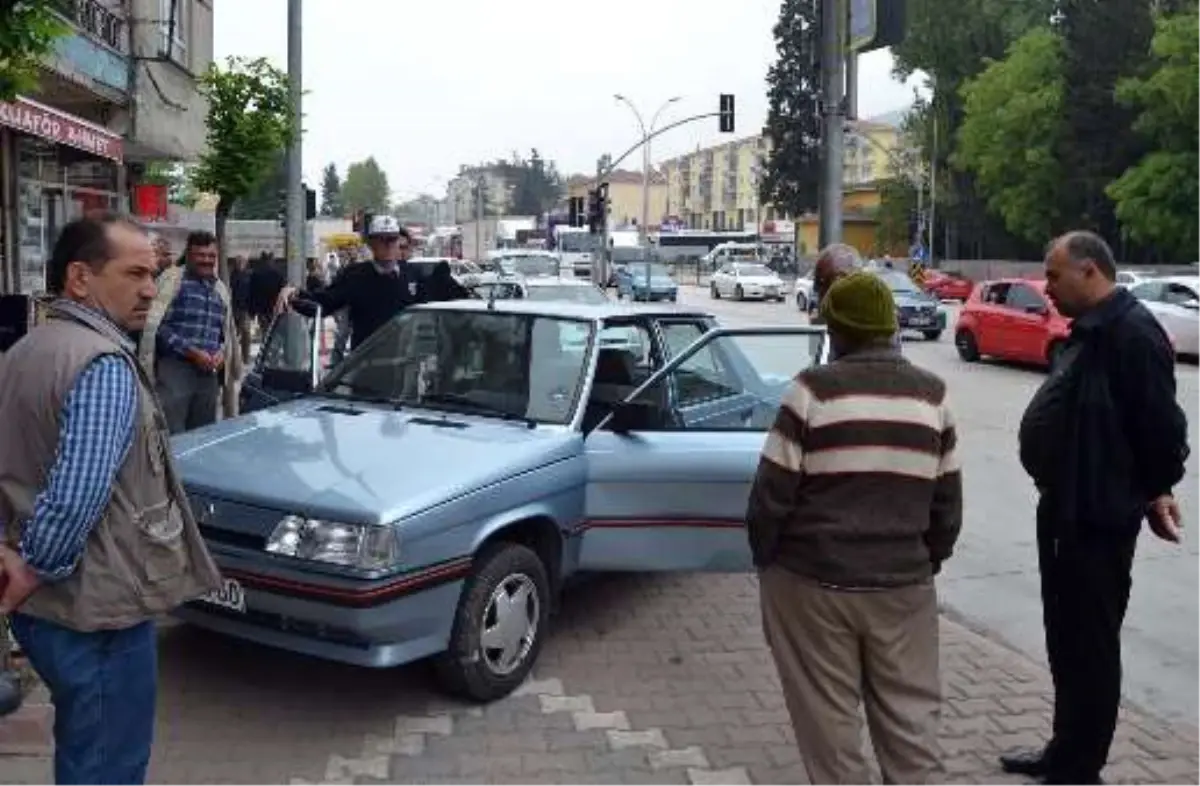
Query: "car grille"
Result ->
[[183, 603, 373, 649], [899, 304, 937, 317]]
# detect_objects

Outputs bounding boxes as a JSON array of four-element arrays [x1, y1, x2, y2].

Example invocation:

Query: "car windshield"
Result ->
[[556, 232, 599, 253], [627, 263, 672, 279], [525, 284, 608, 304], [734, 264, 772, 277], [876, 270, 919, 293], [497, 254, 559, 277], [321, 309, 592, 425]]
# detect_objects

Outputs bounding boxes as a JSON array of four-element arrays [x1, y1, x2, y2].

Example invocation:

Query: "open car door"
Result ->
[[239, 307, 323, 414], [579, 325, 828, 572]]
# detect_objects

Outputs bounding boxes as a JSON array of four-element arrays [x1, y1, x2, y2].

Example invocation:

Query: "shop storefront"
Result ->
[[0, 96, 124, 295]]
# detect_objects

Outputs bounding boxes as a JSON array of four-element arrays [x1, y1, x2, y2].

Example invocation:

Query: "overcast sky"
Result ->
[[213, 0, 921, 202]]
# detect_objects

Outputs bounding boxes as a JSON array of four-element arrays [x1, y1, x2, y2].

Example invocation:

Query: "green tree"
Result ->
[[1106, 9, 1198, 261], [319, 162, 343, 217], [0, 1, 68, 101], [142, 161, 199, 207], [759, 0, 821, 217], [190, 57, 294, 283], [953, 28, 1067, 245], [504, 149, 564, 216], [875, 178, 919, 253], [229, 152, 286, 220], [891, 0, 1055, 257], [341, 157, 390, 214], [1054, 0, 1156, 246]]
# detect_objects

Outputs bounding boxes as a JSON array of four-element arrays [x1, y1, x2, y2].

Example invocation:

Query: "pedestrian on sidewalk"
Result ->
[[137, 230, 243, 433], [0, 213, 222, 784], [747, 271, 962, 784], [1002, 231, 1190, 785]]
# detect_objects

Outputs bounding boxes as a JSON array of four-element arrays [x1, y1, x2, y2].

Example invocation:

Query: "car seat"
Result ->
[[582, 348, 638, 431]]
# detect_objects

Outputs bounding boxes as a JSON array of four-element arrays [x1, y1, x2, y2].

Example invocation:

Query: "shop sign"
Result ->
[[0, 96, 123, 163]]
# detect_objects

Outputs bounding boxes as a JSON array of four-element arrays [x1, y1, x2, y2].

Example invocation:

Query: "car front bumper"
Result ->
[[175, 550, 466, 668], [631, 288, 678, 301], [739, 285, 783, 299], [897, 308, 947, 330]]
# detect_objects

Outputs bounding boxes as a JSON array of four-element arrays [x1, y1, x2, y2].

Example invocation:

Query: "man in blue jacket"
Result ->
[[1003, 231, 1189, 784]]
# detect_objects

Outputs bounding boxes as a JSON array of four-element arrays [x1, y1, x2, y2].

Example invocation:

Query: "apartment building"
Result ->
[[658, 111, 909, 254], [0, 0, 214, 295], [564, 169, 668, 230], [442, 167, 512, 224]]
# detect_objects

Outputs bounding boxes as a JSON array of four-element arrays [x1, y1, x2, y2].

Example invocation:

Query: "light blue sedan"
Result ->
[[616, 262, 679, 302], [173, 300, 827, 702]]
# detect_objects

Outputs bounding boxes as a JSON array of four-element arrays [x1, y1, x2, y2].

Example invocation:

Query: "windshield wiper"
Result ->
[[316, 388, 404, 409], [417, 392, 535, 428]]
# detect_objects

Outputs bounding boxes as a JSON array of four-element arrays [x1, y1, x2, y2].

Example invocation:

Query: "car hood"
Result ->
[[171, 398, 579, 524], [631, 276, 676, 288]]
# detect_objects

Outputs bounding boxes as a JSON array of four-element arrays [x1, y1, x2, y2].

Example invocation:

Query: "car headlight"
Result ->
[[265, 515, 400, 571]]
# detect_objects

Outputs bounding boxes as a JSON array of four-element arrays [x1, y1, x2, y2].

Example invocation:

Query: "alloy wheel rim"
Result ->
[[479, 573, 539, 676]]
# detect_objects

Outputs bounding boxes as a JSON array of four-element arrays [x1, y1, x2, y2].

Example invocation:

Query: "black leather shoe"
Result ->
[[999, 748, 1051, 777], [0, 669, 22, 717]]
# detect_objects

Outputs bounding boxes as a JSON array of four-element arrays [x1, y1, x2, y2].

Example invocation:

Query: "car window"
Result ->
[[1130, 281, 1165, 302], [617, 332, 825, 432], [1002, 284, 1046, 311], [1163, 283, 1197, 306], [321, 310, 591, 424], [734, 264, 772, 277], [598, 321, 657, 382], [980, 283, 1011, 305]]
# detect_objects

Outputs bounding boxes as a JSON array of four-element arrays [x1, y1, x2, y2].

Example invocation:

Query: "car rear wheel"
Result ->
[[710, 283, 720, 299], [955, 330, 980, 361], [735, 285, 745, 301], [435, 543, 550, 703]]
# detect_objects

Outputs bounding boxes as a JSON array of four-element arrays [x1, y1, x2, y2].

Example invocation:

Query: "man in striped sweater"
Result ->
[[747, 271, 963, 784]]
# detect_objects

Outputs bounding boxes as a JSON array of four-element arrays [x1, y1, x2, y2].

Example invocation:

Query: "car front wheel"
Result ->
[[734, 285, 745, 301], [796, 292, 808, 311], [435, 542, 550, 703], [923, 330, 943, 341], [710, 283, 720, 299]]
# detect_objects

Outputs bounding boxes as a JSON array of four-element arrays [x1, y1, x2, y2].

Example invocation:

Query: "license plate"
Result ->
[[199, 578, 246, 613], [910, 318, 931, 326]]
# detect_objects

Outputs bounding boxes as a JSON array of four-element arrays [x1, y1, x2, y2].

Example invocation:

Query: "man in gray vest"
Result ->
[[0, 214, 222, 785]]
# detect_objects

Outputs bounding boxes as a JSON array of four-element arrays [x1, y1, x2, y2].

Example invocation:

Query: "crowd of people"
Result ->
[[0, 212, 1190, 786]]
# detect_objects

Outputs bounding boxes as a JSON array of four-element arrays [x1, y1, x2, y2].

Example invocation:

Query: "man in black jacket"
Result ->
[[1002, 231, 1189, 785], [275, 216, 434, 351]]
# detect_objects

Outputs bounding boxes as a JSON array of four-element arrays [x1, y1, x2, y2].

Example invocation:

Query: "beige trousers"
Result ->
[[760, 565, 943, 784]]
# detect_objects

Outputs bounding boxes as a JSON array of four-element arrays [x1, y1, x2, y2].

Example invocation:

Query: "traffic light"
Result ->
[[305, 187, 317, 220], [568, 196, 585, 228], [719, 94, 735, 133], [586, 184, 609, 234]]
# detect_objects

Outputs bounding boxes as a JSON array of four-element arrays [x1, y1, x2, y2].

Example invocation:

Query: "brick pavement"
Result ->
[[3, 573, 1197, 784]]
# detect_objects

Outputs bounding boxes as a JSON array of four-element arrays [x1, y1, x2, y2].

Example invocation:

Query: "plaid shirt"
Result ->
[[157, 271, 225, 358]]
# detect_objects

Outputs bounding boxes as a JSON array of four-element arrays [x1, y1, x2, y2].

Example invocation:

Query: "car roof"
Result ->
[[1158, 275, 1198, 286], [416, 297, 711, 322]]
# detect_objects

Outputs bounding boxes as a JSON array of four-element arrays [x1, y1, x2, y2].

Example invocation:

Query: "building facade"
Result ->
[[658, 112, 910, 254], [442, 167, 511, 225], [0, 0, 214, 295], [564, 169, 668, 230]]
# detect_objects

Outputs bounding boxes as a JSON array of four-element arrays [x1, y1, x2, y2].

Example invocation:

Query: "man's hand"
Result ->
[[0, 545, 40, 614], [1148, 494, 1183, 543], [210, 350, 225, 372], [274, 286, 297, 315]]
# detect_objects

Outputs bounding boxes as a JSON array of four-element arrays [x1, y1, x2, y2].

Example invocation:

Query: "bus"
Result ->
[[552, 226, 601, 278], [654, 230, 759, 263]]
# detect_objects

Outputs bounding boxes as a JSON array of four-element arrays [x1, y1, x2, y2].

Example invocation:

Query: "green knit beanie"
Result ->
[[819, 271, 897, 340]]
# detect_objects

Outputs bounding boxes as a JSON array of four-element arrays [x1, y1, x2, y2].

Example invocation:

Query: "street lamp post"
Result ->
[[614, 94, 681, 245]]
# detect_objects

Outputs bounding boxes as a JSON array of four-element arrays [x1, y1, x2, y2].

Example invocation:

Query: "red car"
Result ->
[[954, 278, 1072, 367], [923, 270, 975, 301]]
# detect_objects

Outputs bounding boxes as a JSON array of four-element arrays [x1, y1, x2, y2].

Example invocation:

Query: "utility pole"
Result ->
[[285, 0, 304, 288], [818, 0, 846, 248], [929, 88, 938, 265], [594, 156, 610, 286], [474, 176, 484, 261]]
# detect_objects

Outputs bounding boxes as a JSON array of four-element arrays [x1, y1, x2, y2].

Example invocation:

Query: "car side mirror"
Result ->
[[1025, 303, 1049, 316], [607, 398, 662, 433], [1182, 299, 1199, 311]]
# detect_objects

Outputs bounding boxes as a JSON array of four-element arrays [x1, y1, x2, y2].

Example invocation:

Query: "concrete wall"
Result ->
[[126, 0, 212, 160]]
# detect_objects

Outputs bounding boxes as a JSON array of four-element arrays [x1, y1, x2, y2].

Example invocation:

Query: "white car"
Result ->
[[710, 262, 786, 302], [794, 270, 816, 312], [1129, 275, 1199, 356], [1115, 269, 1157, 289]]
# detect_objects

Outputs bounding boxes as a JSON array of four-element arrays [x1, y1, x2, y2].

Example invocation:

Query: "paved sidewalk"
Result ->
[[2, 573, 1196, 784]]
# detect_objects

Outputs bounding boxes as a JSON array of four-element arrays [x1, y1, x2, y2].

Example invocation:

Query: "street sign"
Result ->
[[849, 0, 876, 51], [848, 0, 906, 53]]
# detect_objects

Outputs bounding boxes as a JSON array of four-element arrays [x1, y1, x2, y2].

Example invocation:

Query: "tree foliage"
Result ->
[[501, 149, 563, 216], [320, 163, 344, 217], [341, 157, 390, 214], [1105, 9, 1198, 259], [954, 28, 1066, 244], [0, 1, 68, 101], [229, 152, 286, 220], [759, 0, 821, 217], [1054, 0, 1156, 241], [142, 161, 199, 207], [190, 56, 294, 279], [874, 178, 919, 254]]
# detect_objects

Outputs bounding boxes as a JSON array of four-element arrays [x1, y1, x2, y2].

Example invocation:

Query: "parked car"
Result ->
[[470, 276, 610, 305], [178, 300, 828, 702], [710, 262, 786, 302], [1115, 269, 1158, 289], [922, 270, 974, 302], [954, 278, 1071, 367], [871, 269, 947, 340], [407, 257, 483, 288], [794, 270, 816, 312], [488, 251, 562, 279], [1129, 275, 1199, 357], [615, 262, 679, 302]]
